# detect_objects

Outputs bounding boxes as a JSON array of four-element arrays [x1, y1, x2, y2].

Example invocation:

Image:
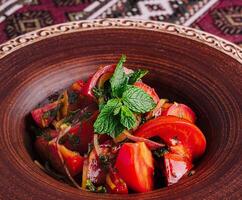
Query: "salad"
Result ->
[[30, 55, 206, 193]]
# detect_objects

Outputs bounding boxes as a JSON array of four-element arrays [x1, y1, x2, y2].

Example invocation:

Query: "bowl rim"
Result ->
[[0, 18, 241, 199], [0, 18, 241, 63]]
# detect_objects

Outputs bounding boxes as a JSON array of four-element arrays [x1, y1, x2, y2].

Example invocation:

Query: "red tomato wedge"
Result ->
[[59, 145, 84, 177], [48, 141, 84, 177], [31, 101, 58, 128], [134, 82, 160, 104], [64, 111, 98, 154], [106, 169, 128, 194], [170, 144, 192, 160], [135, 116, 206, 160], [163, 103, 196, 123], [35, 129, 58, 160], [115, 142, 154, 193], [163, 153, 192, 186]]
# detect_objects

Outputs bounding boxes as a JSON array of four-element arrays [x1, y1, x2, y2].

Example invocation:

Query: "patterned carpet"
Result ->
[[0, 0, 241, 47]]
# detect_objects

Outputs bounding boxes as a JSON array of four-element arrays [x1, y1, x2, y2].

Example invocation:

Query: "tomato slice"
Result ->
[[135, 116, 206, 160], [134, 82, 160, 104], [63, 111, 98, 154], [35, 129, 58, 160], [59, 145, 84, 177], [31, 101, 58, 128], [48, 140, 84, 177], [163, 153, 192, 186], [169, 144, 192, 160], [163, 103, 196, 123], [106, 168, 128, 194], [115, 142, 154, 193]]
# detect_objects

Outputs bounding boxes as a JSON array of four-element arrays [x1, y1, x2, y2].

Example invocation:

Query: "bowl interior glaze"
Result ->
[[0, 19, 241, 200]]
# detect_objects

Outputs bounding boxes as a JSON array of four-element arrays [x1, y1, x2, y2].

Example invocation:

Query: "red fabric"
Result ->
[[0, 0, 90, 43], [194, 0, 242, 45], [0, 0, 241, 46]]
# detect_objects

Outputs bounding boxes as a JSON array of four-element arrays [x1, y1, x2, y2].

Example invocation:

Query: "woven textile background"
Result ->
[[0, 0, 241, 46]]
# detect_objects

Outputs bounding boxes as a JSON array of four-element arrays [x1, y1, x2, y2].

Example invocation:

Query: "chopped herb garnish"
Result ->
[[68, 134, 80, 147], [153, 147, 169, 158], [92, 87, 104, 99], [79, 112, 92, 121], [62, 109, 80, 124], [42, 131, 54, 141], [99, 154, 110, 169], [86, 179, 107, 193], [42, 111, 51, 119], [86, 179, 96, 191], [31, 127, 54, 141], [94, 55, 155, 138], [59, 109, 92, 127], [96, 186, 107, 193]]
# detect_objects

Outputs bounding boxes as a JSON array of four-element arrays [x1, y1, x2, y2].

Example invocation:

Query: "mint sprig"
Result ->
[[110, 55, 128, 97], [122, 85, 156, 113], [94, 55, 156, 138], [128, 69, 148, 85], [93, 99, 122, 135], [120, 105, 136, 129]]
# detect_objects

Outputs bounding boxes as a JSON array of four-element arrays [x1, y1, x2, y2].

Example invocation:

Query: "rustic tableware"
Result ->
[[0, 19, 241, 200]]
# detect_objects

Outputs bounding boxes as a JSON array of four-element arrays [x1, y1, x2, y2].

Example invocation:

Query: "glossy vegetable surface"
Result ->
[[29, 56, 206, 194], [135, 116, 206, 160], [115, 142, 154, 193]]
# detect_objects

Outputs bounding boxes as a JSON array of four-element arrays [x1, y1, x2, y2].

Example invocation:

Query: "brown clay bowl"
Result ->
[[0, 19, 241, 200]]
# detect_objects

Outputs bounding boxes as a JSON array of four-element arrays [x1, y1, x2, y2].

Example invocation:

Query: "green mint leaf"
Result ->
[[113, 122, 125, 138], [128, 69, 149, 84], [103, 81, 112, 101], [113, 106, 121, 115], [122, 85, 156, 113], [120, 105, 136, 129], [94, 99, 122, 135], [86, 179, 96, 191], [98, 102, 105, 111], [86, 179, 107, 193], [96, 186, 107, 193], [110, 55, 128, 97]]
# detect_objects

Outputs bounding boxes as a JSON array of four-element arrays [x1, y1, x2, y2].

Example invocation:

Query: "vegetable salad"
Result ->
[[30, 55, 206, 193]]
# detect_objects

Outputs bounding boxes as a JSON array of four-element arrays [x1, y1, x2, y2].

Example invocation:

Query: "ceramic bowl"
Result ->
[[0, 19, 241, 200]]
